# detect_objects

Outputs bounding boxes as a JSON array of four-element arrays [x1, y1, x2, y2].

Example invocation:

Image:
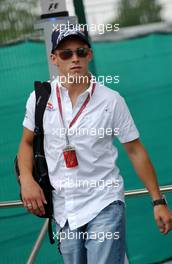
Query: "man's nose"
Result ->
[[71, 51, 79, 62]]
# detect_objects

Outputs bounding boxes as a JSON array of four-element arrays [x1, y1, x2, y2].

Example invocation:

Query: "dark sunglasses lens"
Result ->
[[76, 48, 89, 57], [59, 48, 89, 60], [59, 50, 73, 60]]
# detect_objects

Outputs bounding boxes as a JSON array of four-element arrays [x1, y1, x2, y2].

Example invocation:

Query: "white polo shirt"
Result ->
[[23, 77, 139, 230]]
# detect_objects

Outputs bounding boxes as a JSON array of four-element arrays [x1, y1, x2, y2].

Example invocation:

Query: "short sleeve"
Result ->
[[22, 91, 35, 132], [113, 93, 139, 143]]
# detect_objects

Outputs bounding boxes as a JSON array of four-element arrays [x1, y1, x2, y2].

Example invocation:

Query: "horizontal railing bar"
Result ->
[[125, 184, 172, 197], [0, 200, 23, 208], [0, 185, 172, 208]]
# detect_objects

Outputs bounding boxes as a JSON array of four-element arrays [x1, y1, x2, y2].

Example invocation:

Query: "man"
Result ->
[[18, 25, 172, 264]]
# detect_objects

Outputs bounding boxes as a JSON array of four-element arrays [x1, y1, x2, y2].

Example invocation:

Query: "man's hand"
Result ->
[[20, 177, 47, 216], [154, 205, 172, 234]]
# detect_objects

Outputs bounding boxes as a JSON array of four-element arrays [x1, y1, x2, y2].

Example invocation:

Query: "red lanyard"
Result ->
[[56, 82, 96, 129]]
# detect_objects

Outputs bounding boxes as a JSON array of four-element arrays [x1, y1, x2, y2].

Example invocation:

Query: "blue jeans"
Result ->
[[55, 200, 125, 264]]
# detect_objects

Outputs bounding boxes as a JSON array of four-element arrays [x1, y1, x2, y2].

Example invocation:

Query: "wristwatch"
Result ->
[[152, 194, 167, 207]]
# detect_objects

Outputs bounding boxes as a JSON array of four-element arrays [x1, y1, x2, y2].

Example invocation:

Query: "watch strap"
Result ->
[[152, 195, 167, 207]]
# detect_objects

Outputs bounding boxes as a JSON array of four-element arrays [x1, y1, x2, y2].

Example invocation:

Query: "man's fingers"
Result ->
[[156, 217, 165, 233], [31, 200, 42, 215], [25, 200, 34, 213], [163, 218, 172, 234], [24, 198, 45, 216], [40, 189, 47, 205], [156, 216, 172, 234], [31, 200, 38, 211], [36, 199, 46, 215]]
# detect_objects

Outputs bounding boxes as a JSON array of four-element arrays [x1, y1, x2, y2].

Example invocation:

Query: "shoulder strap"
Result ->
[[34, 81, 51, 134]]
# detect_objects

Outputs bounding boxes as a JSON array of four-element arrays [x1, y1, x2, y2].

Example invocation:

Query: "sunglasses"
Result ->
[[58, 47, 90, 60]]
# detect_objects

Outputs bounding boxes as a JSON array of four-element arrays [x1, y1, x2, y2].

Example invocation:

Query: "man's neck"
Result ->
[[59, 73, 91, 107]]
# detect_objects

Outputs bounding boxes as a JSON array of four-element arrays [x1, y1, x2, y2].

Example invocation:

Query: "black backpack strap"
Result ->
[[48, 218, 55, 244], [34, 81, 55, 244], [34, 81, 51, 134]]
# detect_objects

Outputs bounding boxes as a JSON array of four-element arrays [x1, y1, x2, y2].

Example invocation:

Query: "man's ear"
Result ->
[[50, 53, 58, 65], [88, 49, 93, 62]]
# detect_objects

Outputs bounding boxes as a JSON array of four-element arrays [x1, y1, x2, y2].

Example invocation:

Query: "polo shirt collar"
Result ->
[[55, 74, 95, 97]]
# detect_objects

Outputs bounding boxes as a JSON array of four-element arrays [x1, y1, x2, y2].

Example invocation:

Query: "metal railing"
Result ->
[[0, 184, 172, 264]]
